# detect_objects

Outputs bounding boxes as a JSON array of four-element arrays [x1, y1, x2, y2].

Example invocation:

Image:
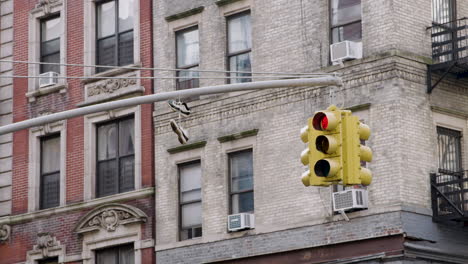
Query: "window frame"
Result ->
[[437, 126, 463, 174], [39, 14, 61, 74], [175, 25, 200, 92], [95, 114, 135, 198], [226, 10, 252, 84], [329, 0, 362, 44], [228, 149, 254, 214], [178, 160, 203, 241], [94, 0, 135, 73], [95, 243, 134, 264], [39, 133, 61, 210]]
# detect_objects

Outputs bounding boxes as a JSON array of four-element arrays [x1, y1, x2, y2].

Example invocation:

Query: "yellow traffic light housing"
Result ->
[[300, 105, 343, 187], [300, 105, 373, 187], [341, 116, 373, 186]]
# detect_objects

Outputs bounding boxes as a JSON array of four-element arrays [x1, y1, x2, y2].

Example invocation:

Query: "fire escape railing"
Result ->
[[430, 171, 468, 222], [427, 17, 468, 93]]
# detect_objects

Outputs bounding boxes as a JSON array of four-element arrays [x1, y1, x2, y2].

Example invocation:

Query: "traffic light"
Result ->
[[300, 105, 373, 187], [300, 105, 343, 187], [341, 115, 373, 186]]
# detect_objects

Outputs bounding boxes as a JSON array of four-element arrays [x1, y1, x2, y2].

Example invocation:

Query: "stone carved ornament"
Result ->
[[87, 77, 137, 97], [34, 232, 59, 257], [74, 203, 147, 234], [0, 224, 11, 242], [35, 0, 61, 14]]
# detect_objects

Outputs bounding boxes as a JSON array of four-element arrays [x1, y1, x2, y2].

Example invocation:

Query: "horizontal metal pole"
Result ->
[[0, 77, 341, 135]]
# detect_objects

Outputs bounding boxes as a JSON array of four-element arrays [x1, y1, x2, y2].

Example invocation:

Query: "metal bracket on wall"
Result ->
[[427, 62, 457, 93]]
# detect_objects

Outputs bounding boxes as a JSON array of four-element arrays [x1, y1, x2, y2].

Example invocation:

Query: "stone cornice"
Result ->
[[0, 187, 154, 226]]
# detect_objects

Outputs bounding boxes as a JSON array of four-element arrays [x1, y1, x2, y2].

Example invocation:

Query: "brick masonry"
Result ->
[[153, 0, 468, 263]]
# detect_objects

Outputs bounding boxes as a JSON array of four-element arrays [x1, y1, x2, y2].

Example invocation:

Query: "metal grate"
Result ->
[[431, 171, 468, 222], [437, 126, 462, 174], [229, 214, 242, 229], [333, 191, 354, 210]]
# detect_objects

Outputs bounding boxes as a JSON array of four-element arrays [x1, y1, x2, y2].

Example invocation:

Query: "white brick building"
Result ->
[[153, 0, 468, 263]]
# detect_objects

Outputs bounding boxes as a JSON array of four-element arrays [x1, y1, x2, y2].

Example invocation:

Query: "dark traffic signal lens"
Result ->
[[314, 160, 330, 177]]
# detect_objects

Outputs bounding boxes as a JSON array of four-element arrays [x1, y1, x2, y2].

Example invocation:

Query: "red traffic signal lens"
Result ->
[[312, 112, 328, 131], [314, 160, 330, 177]]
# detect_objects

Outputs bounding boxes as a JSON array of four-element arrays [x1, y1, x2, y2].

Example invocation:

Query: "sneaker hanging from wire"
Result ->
[[170, 119, 189, 144], [168, 100, 191, 116]]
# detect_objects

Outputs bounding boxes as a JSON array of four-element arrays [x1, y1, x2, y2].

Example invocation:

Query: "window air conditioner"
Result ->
[[332, 189, 368, 212], [227, 213, 255, 232], [39, 72, 59, 88], [330, 40, 362, 64]]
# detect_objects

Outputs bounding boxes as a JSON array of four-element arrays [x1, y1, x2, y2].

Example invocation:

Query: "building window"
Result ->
[[40, 16, 61, 74], [176, 27, 200, 91], [38, 257, 59, 264], [330, 0, 362, 44], [227, 12, 252, 84], [96, 244, 134, 264], [432, 0, 456, 24], [96, 0, 134, 72], [432, 0, 456, 62], [437, 126, 462, 174], [179, 161, 202, 240], [96, 116, 135, 198], [229, 149, 254, 214], [40, 135, 61, 209]]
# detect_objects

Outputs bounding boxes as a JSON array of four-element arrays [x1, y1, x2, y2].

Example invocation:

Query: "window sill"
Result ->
[[81, 63, 142, 85], [25, 83, 67, 103], [0, 187, 154, 226]]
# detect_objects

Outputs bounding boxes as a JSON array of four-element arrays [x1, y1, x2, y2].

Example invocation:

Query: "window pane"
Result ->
[[331, 0, 361, 26], [230, 150, 253, 192], [231, 192, 254, 214], [119, 118, 134, 156], [97, 36, 117, 67], [229, 53, 251, 83], [41, 54, 60, 73], [41, 136, 60, 174], [98, 123, 117, 160], [97, 1, 116, 38], [331, 21, 362, 43], [181, 202, 202, 228], [180, 162, 201, 202], [41, 17, 61, 41], [119, 244, 135, 264], [432, 0, 455, 24], [38, 257, 59, 264], [119, 156, 135, 192], [437, 127, 462, 173], [119, 0, 135, 33], [97, 160, 118, 197], [118, 31, 134, 66], [177, 66, 199, 90], [177, 28, 199, 67], [228, 13, 252, 53], [41, 172, 60, 209], [41, 38, 60, 56], [96, 247, 118, 264]]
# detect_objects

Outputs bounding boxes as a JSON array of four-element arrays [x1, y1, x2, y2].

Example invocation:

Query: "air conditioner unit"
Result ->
[[39, 72, 59, 88], [332, 189, 368, 212], [330, 40, 362, 64], [227, 213, 255, 232]]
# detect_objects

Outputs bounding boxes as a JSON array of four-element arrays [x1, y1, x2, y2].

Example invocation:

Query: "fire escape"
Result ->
[[427, 17, 468, 93], [431, 171, 468, 222]]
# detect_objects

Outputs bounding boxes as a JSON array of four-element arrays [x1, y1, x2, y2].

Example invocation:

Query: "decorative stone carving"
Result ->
[[0, 225, 11, 242], [35, 0, 60, 14], [34, 233, 58, 257], [74, 204, 147, 234], [87, 78, 137, 97]]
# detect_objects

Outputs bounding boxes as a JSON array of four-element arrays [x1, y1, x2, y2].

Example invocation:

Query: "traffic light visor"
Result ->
[[312, 112, 339, 131], [314, 159, 340, 177], [316, 135, 338, 154]]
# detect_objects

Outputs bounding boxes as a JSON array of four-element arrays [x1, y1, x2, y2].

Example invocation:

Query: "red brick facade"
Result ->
[[0, 0, 154, 263]]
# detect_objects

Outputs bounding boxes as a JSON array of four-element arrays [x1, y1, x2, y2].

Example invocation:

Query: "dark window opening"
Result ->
[[227, 11, 252, 84], [40, 16, 61, 74], [96, 244, 134, 264], [96, 116, 135, 198], [179, 161, 202, 240], [96, 0, 134, 73], [40, 134, 60, 209], [229, 149, 254, 214]]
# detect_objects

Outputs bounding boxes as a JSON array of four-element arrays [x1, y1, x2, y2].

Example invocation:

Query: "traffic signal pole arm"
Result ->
[[0, 77, 341, 135]]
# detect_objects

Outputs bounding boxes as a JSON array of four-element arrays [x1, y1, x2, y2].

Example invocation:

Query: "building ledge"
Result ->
[[165, 7, 204, 22], [217, 129, 259, 143], [0, 187, 154, 226], [167, 141, 207, 154], [25, 83, 67, 103]]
